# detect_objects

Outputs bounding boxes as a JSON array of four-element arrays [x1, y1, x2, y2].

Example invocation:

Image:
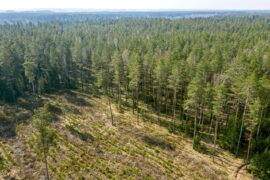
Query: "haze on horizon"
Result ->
[[0, 0, 270, 11]]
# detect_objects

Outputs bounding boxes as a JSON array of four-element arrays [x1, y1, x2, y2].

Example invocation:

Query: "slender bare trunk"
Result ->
[[165, 88, 169, 116], [201, 107, 204, 132], [234, 101, 240, 125], [236, 98, 248, 156], [256, 106, 264, 138], [125, 83, 128, 102], [132, 90, 135, 114], [118, 81, 121, 111], [213, 117, 219, 162], [246, 132, 253, 166], [172, 88, 176, 132], [32, 82, 35, 94], [107, 88, 114, 125], [153, 86, 156, 109], [193, 109, 198, 140], [44, 153, 50, 180], [225, 113, 230, 131], [209, 112, 214, 134], [136, 86, 139, 123], [81, 67, 83, 91], [144, 71, 147, 104], [180, 89, 184, 121], [111, 86, 114, 97], [157, 86, 161, 124], [199, 103, 204, 126]]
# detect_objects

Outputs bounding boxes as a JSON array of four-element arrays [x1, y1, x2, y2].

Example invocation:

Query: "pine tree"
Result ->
[[212, 83, 227, 161], [154, 57, 168, 124], [112, 51, 125, 112], [235, 73, 258, 155], [184, 60, 208, 147], [246, 98, 261, 164], [33, 104, 57, 180], [168, 59, 187, 131], [128, 52, 141, 122]]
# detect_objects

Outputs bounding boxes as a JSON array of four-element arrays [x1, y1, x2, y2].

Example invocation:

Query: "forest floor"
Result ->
[[0, 90, 253, 179]]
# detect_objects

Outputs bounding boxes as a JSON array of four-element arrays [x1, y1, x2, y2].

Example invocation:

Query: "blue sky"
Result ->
[[1, 0, 270, 10]]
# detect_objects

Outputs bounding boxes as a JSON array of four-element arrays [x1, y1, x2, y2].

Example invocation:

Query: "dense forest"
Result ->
[[0, 14, 270, 179]]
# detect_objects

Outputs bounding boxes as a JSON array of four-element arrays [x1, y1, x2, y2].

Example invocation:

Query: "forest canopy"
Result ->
[[0, 14, 270, 178]]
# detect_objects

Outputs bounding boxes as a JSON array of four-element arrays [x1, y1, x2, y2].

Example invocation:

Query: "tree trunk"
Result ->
[[180, 89, 185, 121], [198, 103, 204, 133], [225, 113, 230, 131], [165, 88, 169, 116], [44, 154, 50, 180], [32, 82, 35, 94], [107, 88, 114, 126], [236, 98, 248, 156], [132, 90, 135, 114], [136, 86, 139, 123], [153, 86, 156, 109], [209, 112, 214, 134], [234, 101, 240, 127], [193, 109, 198, 140], [172, 88, 176, 132], [118, 81, 121, 111], [246, 132, 253, 166], [213, 117, 219, 162], [125, 83, 128, 103], [199, 103, 204, 126], [201, 107, 205, 132], [144, 71, 147, 104], [256, 106, 264, 138], [157, 86, 161, 124], [111, 86, 114, 97], [182, 109, 185, 124], [80, 67, 83, 91]]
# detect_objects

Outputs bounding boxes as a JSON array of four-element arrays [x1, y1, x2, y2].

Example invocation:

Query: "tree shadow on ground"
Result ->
[[143, 112, 182, 135], [0, 107, 32, 138], [66, 124, 94, 143], [17, 95, 44, 111], [196, 143, 213, 156], [142, 111, 217, 155], [142, 135, 175, 151], [0, 119, 17, 138], [63, 105, 82, 115], [64, 92, 91, 107]]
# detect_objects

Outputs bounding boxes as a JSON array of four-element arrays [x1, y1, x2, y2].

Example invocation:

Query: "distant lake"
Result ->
[[0, 11, 269, 24]]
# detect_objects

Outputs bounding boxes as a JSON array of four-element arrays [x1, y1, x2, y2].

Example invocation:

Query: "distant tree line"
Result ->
[[0, 16, 269, 178]]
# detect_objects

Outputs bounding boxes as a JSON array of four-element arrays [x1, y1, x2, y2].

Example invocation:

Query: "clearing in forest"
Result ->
[[0, 91, 252, 179]]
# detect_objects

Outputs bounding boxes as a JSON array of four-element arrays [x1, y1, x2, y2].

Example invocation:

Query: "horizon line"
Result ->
[[1, 8, 270, 12]]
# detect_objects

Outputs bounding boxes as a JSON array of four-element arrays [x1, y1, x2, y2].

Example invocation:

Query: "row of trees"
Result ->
[[0, 16, 269, 178]]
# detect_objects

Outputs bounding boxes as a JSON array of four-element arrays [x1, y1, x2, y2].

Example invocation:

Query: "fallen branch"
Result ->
[[235, 162, 250, 178]]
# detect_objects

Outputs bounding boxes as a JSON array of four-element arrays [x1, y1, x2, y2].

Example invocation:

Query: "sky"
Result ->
[[0, 0, 270, 11]]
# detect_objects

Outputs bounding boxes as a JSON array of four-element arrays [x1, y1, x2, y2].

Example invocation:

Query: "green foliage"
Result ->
[[128, 53, 141, 91], [23, 61, 37, 86], [250, 150, 270, 179], [193, 135, 201, 150], [0, 155, 6, 170], [0, 15, 269, 177], [33, 104, 57, 160], [220, 118, 240, 151]]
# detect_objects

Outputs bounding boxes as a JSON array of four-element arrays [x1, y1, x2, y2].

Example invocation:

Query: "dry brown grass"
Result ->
[[0, 91, 253, 179]]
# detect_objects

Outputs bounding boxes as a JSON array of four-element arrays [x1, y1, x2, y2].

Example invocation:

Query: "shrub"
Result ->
[[193, 135, 201, 150], [250, 150, 270, 179]]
